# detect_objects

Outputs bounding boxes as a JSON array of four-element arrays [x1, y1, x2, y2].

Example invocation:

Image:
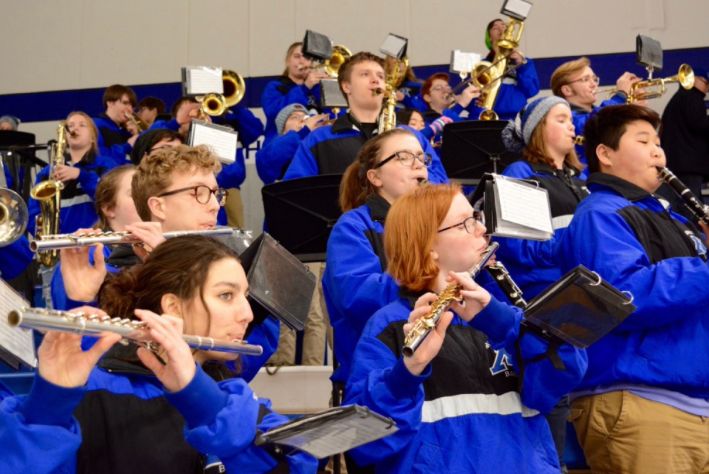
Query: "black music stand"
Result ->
[[0, 131, 45, 199], [440, 120, 518, 181], [262, 175, 343, 263]]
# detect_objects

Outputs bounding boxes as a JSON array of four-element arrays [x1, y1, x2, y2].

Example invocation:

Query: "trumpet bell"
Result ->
[[200, 93, 227, 117], [324, 45, 352, 78], [0, 188, 28, 247], [677, 63, 695, 90], [222, 70, 246, 108]]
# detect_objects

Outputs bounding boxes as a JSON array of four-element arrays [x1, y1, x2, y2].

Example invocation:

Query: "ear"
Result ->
[[560, 84, 573, 98], [366, 168, 383, 188], [160, 293, 182, 316], [596, 144, 613, 168], [101, 205, 115, 220], [430, 248, 439, 262], [147, 196, 166, 221], [341, 80, 352, 95], [423, 93, 432, 104]]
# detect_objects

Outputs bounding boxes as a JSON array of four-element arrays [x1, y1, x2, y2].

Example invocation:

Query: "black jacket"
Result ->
[[660, 87, 709, 175]]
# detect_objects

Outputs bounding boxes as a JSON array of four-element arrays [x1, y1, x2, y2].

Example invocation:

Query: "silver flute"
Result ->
[[7, 307, 263, 356], [402, 242, 499, 357], [30, 226, 252, 252]]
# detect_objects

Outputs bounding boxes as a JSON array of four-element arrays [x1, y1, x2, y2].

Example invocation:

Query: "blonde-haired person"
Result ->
[[28, 111, 117, 235], [343, 183, 587, 472]]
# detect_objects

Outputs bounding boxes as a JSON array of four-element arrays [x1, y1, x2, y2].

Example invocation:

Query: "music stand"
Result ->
[[440, 120, 517, 180], [262, 175, 343, 263], [0, 131, 44, 199]]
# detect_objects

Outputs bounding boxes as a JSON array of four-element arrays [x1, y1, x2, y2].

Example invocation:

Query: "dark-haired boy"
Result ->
[[557, 104, 709, 473]]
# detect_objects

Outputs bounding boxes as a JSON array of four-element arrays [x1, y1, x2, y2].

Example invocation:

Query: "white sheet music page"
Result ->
[[496, 177, 553, 234], [0, 280, 36, 368], [188, 121, 238, 164], [184, 66, 223, 95]]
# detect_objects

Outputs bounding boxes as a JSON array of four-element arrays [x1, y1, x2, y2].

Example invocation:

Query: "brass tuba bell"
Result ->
[[0, 187, 28, 247]]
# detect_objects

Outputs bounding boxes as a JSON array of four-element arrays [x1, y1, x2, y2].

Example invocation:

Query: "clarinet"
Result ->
[[657, 166, 709, 224], [7, 307, 263, 356], [402, 242, 499, 357], [486, 261, 528, 309]]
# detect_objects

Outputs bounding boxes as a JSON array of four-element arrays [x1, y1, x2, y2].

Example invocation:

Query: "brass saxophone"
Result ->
[[30, 122, 68, 266], [377, 57, 409, 133], [402, 242, 498, 357]]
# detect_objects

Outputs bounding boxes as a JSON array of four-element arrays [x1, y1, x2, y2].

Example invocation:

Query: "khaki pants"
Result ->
[[224, 188, 244, 228], [570, 391, 709, 474], [267, 262, 331, 366]]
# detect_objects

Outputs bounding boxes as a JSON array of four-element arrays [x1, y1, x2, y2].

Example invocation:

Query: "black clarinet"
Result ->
[[657, 166, 709, 224], [486, 261, 528, 309]]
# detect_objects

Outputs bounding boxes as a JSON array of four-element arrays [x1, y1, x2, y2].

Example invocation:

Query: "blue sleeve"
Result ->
[[0, 236, 33, 280], [167, 366, 317, 473], [344, 319, 429, 466], [261, 81, 311, 125], [558, 206, 709, 331], [599, 93, 628, 109], [216, 149, 247, 189], [514, 59, 540, 98], [149, 119, 180, 132], [401, 126, 448, 184], [228, 105, 265, 147], [256, 131, 303, 185], [323, 213, 399, 338], [238, 316, 280, 383], [0, 373, 85, 473], [470, 297, 587, 413], [282, 135, 320, 180]]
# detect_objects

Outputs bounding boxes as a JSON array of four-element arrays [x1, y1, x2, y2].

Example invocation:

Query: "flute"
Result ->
[[402, 242, 499, 357], [656, 166, 709, 224], [30, 226, 252, 252], [7, 307, 263, 356]]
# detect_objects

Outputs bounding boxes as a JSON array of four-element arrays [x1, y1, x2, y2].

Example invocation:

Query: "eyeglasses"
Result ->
[[430, 85, 452, 93], [568, 75, 600, 86], [437, 211, 485, 234], [374, 150, 433, 169], [157, 185, 226, 206]]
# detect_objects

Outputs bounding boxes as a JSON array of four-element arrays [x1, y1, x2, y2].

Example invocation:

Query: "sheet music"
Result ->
[[496, 177, 553, 234], [188, 121, 238, 164], [183, 66, 223, 95], [0, 280, 35, 368]]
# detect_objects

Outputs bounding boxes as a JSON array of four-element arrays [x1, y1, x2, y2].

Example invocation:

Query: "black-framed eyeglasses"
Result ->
[[374, 150, 433, 169], [157, 185, 227, 206], [437, 211, 485, 234]]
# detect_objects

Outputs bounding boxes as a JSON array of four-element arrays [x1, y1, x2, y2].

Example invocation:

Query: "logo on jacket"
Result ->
[[486, 342, 514, 376]]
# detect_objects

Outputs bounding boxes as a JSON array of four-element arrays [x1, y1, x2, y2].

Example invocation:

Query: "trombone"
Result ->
[[198, 69, 246, 118], [0, 187, 28, 247]]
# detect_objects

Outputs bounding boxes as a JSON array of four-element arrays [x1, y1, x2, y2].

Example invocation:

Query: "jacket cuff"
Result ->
[[469, 296, 519, 346], [22, 373, 85, 427], [384, 357, 430, 399], [165, 364, 229, 428], [297, 127, 311, 139]]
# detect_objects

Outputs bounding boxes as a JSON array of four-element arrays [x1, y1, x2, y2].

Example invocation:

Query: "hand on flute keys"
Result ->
[[60, 228, 107, 302], [134, 309, 197, 393], [37, 307, 122, 388]]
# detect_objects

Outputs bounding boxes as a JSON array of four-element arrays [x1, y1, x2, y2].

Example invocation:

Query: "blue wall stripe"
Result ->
[[1, 46, 707, 123]]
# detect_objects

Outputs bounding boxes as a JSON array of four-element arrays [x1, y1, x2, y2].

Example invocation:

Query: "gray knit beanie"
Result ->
[[521, 96, 569, 144]]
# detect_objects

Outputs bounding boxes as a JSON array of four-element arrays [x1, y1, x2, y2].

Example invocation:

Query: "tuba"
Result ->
[[628, 64, 694, 103], [473, 18, 525, 120], [30, 122, 67, 266], [0, 187, 28, 247]]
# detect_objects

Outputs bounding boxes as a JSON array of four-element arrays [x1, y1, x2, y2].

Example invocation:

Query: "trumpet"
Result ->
[[30, 226, 252, 253], [125, 113, 148, 134], [7, 307, 263, 356], [657, 166, 709, 224], [628, 64, 694, 103], [402, 242, 499, 357]]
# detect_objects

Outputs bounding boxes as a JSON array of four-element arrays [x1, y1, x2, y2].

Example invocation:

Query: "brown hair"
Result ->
[[551, 57, 590, 98], [131, 144, 222, 221], [421, 72, 450, 102], [337, 52, 386, 97], [385, 183, 461, 292], [524, 116, 583, 172], [66, 111, 100, 155], [102, 84, 137, 109], [138, 96, 166, 114], [170, 96, 199, 118], [584, 104, 661, 173], [94, 164, 136, 230], [339, 129, 415, 212], [282, 41, 304, 76], [98, 236, 239, 332]]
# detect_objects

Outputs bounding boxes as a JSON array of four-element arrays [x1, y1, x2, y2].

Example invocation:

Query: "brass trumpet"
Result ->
[[628, 64, 694, 103], [126, 113, 148, 134], [7, 307, 263, 356]]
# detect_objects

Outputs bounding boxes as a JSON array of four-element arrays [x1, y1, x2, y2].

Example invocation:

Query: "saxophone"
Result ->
[[30, 122, 68, 266], [377, 57, 409, 133], [402, 242, 498, 357]]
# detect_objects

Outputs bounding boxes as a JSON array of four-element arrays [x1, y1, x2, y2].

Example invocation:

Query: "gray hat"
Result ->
[[521, 96, 569, 144], [275, 104, 308, 135], [0, 115, 20, 130]]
